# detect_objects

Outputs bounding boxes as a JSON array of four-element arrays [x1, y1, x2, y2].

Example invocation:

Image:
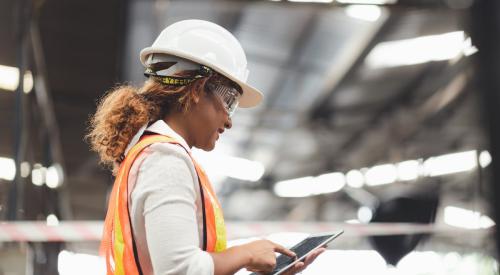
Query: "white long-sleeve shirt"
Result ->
[[127, 120, 214, 275]]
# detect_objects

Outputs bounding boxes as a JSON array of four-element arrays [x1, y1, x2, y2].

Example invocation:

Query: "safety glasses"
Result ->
[[206, 78, 242, 117]]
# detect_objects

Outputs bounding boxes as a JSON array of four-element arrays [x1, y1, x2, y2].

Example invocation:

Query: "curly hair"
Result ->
[[86, 72, 210, 174]]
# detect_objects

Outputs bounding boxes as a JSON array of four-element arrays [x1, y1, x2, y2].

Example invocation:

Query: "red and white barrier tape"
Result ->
[[0, 221, 102, 242], [0, 221, 492, 242]]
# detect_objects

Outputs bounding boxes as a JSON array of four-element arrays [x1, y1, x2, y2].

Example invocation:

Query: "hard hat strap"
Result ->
[[144, 63, 213, 87]]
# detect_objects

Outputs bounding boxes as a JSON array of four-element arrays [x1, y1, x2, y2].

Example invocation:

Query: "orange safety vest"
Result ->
[[100, 134, 227, 275]]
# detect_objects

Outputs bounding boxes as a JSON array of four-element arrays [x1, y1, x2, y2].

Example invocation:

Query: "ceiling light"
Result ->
[[0, 64, 33, 93], [366, 31, 474, 68], [20, 161, 31, 178], [364, 163, 397, 186], [288, 0, 334, 3], [397, 160, 421, 181], [273, 176, 315, 197], [0, 157, 16, 181], [346, 169, 364, 188], [337, 0, 397, 4], [423, 150, 477, 177], [357, 206, 373, 223], [479, 215, 496, 229], [396, 160, 420, 181], [274, 172, 345, 197], [46, 163, 64, 188], [271, 149, 486, 198], [32, 164, 46, 186], [316, 172, 346, 193], [46, 214, 59, 226], [479, 150, 492, 168], [462, 37, 478, 56], [444, 206, 495, 229], [345, 5, 382, 22], [192, 150, 265, 182]]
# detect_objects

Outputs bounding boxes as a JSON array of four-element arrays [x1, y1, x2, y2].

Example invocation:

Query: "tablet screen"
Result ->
[[249, 230, 343, 275], [272, 234, 333, 274]]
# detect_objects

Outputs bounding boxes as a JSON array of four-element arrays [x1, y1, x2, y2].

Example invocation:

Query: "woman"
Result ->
[[87, 19, 324, 275]]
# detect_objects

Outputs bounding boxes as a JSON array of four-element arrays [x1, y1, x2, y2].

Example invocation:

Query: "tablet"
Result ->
[[250, 230, 344, 275]]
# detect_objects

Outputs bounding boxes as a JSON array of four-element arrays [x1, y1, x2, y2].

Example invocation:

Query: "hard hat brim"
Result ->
[[140, 47, 263, 108]]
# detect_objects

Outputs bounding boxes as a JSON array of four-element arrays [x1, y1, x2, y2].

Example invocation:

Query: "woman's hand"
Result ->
[[281, 247, 326, 275], [210, 240, 325, 275], [242, 240, 297, 274]]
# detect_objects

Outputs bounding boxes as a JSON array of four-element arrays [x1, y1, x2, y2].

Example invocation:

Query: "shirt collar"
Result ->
[[146, 120, 191, 151], [124, 120, 191, 156]]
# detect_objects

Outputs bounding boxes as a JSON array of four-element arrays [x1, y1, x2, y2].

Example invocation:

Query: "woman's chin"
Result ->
[[196, 134, 218, 151], [198, 140, 216, 151]]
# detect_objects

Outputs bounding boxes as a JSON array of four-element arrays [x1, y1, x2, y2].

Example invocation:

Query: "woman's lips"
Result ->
[[216, 128, 224, 140]]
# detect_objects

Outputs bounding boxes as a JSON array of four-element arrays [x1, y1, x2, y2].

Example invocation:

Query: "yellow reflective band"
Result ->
[[214, 205, 227, 252], [153, 76, 196, 86], [113, 183, 125, 275], [203, 186, 227, 252]]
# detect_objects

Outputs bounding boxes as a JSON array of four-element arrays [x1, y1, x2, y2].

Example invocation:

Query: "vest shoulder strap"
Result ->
[[123, 134, 209, 251]]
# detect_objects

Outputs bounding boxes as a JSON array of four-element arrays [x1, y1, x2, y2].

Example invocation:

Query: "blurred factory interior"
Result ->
[[1, 0, 500, 274]]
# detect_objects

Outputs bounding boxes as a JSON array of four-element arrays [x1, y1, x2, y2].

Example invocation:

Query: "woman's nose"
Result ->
[[225, 116, 232, 129]]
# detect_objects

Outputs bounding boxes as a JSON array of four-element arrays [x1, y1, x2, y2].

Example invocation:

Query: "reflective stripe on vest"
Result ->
[[100, 135, 227, 275]]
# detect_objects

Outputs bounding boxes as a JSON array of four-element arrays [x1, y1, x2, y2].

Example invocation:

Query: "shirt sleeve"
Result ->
[[136, 144, 214, 275]]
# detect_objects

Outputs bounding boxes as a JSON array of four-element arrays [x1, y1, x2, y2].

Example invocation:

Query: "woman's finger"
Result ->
[[304, 248, 326, 265], [273, 243, 297, 258], [281, 261, 305, 275]]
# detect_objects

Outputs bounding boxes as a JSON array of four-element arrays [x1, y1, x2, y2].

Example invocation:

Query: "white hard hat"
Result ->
[[140, 19, 263, 108]]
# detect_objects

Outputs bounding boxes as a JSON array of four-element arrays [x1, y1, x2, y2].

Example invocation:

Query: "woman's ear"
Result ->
[[192, 81, 208, 104], [192, 94, 200, 104]]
